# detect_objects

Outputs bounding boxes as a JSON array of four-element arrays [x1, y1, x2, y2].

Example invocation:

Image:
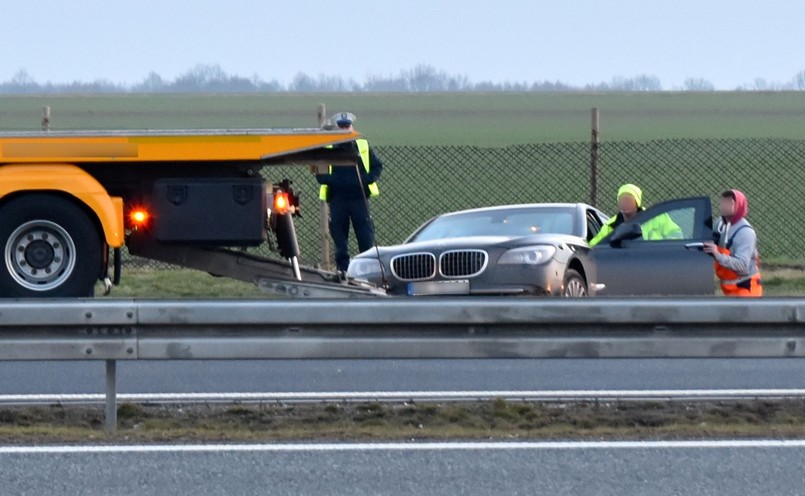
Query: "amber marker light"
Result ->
[[129, 209, 150, 226], [273, 192, 290, 215]]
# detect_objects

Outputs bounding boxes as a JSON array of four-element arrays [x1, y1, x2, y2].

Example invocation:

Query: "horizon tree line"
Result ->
[[2, 64, 805, 94]]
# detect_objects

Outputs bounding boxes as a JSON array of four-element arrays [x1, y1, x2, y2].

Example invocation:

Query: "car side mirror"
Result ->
[[609, 222, 642, 247]]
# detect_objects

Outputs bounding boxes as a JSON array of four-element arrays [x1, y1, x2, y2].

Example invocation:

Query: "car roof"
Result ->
[[436, 203, 591, 218]]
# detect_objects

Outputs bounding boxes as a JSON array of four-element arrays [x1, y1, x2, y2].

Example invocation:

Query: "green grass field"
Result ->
[[2, 92, 805, 145]]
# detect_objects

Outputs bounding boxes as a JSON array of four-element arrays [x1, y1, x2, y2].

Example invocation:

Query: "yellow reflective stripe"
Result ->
[[356, 139, 379, 197], [355, 139, 370, 173], [319, 146, 334, 200]]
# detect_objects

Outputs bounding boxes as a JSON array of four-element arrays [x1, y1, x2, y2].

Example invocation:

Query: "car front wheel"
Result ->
[[562, 269, 588, 298]]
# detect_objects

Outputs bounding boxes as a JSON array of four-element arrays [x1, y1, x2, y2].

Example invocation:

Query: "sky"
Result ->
[[1, 0, 802, 90]]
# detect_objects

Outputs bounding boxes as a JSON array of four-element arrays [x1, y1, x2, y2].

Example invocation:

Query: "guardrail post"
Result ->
[[105, 359, 117, 434]]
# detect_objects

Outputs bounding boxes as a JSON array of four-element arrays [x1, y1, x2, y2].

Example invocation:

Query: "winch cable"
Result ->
[[353, 158, 388, 289]]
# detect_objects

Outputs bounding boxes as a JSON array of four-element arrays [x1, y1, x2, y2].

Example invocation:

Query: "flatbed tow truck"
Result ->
[[0, 126, 384, 298]]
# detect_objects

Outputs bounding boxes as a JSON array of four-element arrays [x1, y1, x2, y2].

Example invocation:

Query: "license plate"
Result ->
[[407, 280, 470, 296]]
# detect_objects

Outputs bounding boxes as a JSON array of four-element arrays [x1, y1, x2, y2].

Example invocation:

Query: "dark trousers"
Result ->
[[329, 197, 375, 271]]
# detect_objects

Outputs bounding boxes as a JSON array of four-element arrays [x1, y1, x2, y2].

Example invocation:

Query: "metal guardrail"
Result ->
[[2, 297, 805, 432], [6, 389, 805, 407]]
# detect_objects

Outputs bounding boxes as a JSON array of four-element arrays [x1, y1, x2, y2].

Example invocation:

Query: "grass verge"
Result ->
[[2, 399, 805, 443], [101, 267, 805, 298], [96, 268, 268, 298]]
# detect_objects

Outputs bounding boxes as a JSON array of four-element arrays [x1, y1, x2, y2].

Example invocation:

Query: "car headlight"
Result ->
[[347, 258, 383, 279], [498, 246, 556, 265]]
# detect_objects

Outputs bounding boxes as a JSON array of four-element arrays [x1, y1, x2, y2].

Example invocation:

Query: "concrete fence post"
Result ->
[[317, 104, 332, 270]]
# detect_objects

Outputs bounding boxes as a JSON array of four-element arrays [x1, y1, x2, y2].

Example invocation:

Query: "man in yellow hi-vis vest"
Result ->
[[316, 112, 383, 271], [589, 184, 682, 246]]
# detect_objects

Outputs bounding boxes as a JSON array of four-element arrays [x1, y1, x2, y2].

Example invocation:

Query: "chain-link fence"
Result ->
[[127, 138, 805, 268], [596, 138, 805, 264]]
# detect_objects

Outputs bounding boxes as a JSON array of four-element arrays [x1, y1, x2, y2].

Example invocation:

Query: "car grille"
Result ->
[[391, 253, 436, 281], [439, 250, 488, 278]]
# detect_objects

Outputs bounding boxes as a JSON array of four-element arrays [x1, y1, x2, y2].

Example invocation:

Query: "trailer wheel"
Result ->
[[0, 195, 101, 297]]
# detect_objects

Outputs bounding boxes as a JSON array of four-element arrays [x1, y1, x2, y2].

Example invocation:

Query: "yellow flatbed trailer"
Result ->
[[0, 128, 381, 297], [0, 128, 360, 163]]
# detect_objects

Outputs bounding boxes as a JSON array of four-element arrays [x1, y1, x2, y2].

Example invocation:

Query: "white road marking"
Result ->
[[2, 440, 805, 454], [2, 389, 805, 404]]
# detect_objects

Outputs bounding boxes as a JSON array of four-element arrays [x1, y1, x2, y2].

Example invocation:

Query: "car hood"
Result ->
[[353, 234, 586, 259]]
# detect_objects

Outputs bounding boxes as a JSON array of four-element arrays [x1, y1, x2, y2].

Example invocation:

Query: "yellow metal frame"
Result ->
[[0, 129, 362, 250], [0, 130, 361, 163], [0, 164, 125, 247]]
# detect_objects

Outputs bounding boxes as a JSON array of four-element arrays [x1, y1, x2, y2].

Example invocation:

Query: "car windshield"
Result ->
[[409, 207, 578, 243]]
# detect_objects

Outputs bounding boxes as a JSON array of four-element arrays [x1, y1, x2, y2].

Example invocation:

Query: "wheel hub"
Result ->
[[24, 239, 56, 269], [563, 279, 588, 297], [4, 221, 75, 291]]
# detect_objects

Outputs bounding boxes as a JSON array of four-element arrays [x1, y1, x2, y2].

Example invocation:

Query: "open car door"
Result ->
[[588, 196, 714, 296]]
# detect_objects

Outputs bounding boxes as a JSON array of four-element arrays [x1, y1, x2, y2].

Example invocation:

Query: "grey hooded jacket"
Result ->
[[713, 218, 759, 279]]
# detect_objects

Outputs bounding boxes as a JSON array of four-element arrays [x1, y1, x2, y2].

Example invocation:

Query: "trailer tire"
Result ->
[[0, 194, 102, 297]]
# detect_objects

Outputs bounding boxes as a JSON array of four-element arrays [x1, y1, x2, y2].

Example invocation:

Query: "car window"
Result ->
[[586, 210, 603, 242], [635, 207, 693, 241], [409, 208, 578, 242]]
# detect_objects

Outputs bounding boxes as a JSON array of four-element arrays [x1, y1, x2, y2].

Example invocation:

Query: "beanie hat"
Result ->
[[617, 184, 643, 208]]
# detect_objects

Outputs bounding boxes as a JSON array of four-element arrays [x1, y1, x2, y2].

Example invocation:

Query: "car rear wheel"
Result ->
[[562, 269, 588, 298]]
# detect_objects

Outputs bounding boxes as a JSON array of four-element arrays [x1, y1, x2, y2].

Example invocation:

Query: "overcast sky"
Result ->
[[2, 0, 802, 89]]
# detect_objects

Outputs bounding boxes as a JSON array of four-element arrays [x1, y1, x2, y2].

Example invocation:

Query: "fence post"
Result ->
[[104, 359, 117, 434], [317, 104, 332, 270], [589, 107, 600, 207], [41, 106, 51, 131]]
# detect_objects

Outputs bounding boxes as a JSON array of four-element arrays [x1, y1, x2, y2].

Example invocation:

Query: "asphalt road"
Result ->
[[2, 441, 805, 495], [4, 360, 805, 495], [2, 358, 805, 395]]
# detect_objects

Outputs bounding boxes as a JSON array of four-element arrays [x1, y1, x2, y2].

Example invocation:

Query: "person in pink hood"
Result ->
[[703, 190, 762, 297]]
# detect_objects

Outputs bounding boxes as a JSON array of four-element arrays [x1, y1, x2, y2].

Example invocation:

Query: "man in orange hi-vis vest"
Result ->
[[703, 190, 762, 297]]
